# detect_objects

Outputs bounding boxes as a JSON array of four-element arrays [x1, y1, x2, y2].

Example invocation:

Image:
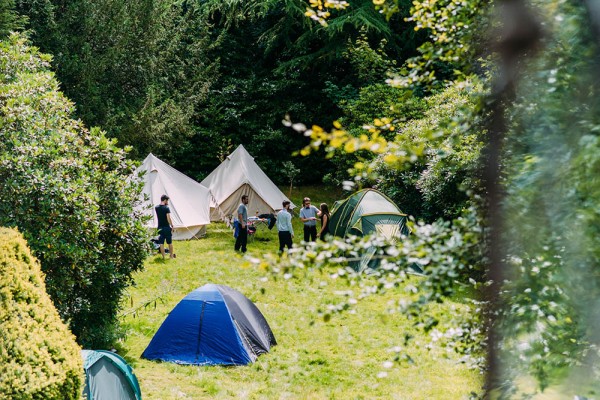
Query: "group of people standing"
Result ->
[[234, 195, 330, 254], [298, 197, 330, 242], [156, 193, 332, 257]]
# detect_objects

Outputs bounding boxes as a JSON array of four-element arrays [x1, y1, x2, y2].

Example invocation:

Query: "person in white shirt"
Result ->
[[276, 200, 294, 253]]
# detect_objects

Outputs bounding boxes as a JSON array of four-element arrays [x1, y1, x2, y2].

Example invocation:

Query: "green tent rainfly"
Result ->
[[329, 189, 411, 271], [81, 350, 142, 400], [330, 188, 409, 239]]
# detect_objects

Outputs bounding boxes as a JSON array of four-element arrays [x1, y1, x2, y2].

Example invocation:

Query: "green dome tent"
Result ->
[[329, 188, 414, 272], [330, 188, 409, 239], [81, 350, 142, 400]]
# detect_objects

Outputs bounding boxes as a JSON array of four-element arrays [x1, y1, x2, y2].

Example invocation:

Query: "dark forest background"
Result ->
[[14, 0, 427, 184]]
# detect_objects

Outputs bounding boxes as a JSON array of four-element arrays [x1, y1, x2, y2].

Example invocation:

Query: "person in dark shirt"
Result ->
[[155, 194, 176, 259], [318, 203, 330, 241], [234, 194, 249, 253]]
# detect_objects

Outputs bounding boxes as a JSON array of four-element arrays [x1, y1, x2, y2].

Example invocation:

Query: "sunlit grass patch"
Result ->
[[118, 186, 483, 399]]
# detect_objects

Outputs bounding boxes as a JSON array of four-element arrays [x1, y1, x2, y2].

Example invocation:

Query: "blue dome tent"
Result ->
[[142, 284, 276, 366]]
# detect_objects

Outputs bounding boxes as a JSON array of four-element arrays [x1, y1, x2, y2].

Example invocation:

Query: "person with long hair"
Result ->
[[318, 203, 330, 241]]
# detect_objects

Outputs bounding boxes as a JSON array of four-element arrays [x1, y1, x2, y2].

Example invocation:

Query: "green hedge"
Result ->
[[0, 228, 82, 400]]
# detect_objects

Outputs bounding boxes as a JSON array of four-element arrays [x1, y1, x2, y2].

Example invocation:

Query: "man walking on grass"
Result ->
[[276, 200, 294, 253], [155, 194, 176, 259]]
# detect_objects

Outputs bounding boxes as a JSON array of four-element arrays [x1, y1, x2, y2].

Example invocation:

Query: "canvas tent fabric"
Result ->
[[133, 153, 212, 240], [142, 284, 276, 366], [329, 189, 413, 272], [201, 145, 295, 221], [81, 350, 142, 400]]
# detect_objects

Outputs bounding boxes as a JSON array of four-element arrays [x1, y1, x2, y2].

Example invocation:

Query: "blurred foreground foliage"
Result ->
[[268, 0, 600, 397]]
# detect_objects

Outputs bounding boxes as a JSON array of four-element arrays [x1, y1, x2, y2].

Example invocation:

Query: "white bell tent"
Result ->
[[201, 145, 295, 221], [134, 153, 212, 240]]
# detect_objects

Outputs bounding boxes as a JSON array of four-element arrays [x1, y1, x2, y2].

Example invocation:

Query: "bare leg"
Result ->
[[169, 243, 175, 258], [159, 244, 166, 258]]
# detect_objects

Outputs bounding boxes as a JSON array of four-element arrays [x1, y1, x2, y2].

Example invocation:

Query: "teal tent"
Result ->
[[329, 189, 416, 272], [82, 350, 142, 400]]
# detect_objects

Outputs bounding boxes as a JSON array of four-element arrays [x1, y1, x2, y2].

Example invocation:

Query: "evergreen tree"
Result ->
[[0, 0, 25, 37]]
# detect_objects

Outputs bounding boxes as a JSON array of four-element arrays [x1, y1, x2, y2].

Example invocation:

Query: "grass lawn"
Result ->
[[118, 186, 483, 399]]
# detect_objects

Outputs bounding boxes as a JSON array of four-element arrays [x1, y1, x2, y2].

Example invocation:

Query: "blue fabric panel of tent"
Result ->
[[142, 287, 252, 365]]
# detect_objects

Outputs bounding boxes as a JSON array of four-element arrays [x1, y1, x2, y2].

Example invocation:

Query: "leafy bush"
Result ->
[[0, 228, 83, 400], [0, 33, 149, 347], [323, 83, 428, 186], [374, 84, 483, 222]]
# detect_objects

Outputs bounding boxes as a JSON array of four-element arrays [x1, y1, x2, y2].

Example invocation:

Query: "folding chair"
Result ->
[[247, 223, 257, 241]]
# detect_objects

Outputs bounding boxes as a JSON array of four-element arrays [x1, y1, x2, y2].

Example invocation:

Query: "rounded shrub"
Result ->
[[0, 227, 83, 400]]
